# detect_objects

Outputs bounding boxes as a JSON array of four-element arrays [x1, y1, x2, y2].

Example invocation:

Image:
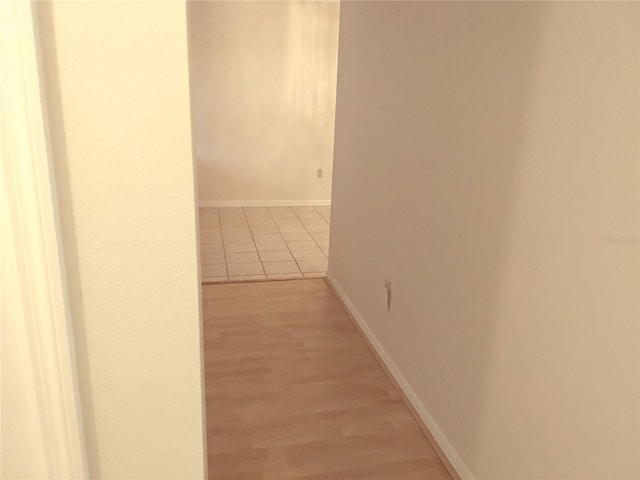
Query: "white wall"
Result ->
[[329, 2, 639, 479], [188, 0, 339, 205], [37, 2, 206, 478]]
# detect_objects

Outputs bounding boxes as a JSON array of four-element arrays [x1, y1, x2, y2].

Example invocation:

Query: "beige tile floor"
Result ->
[[199, 206, 330, 283]]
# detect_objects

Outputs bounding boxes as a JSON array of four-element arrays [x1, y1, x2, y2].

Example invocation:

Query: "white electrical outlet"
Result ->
[[317, 168, 323, 178]]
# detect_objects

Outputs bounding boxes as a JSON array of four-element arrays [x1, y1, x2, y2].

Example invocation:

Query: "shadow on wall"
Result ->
[[334, 0, 544, 466], [388, 5, 547, 469], [332, 4, 546, 469], [35, 3, 101, 477], [331, 1, 638, 477]]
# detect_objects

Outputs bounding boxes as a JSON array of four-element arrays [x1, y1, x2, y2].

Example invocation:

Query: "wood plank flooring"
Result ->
[[203, 279, 451, 480]]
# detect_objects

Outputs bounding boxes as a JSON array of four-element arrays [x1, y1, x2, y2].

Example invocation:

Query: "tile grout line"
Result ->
[[241, 207, 266, 280], [294, 206, 329, 260], [199, 207, 227, 283], [313, 205, 330, 221], [216, 208, 229, 282], [267, 206, 305, 280], [315, 206, 331, 256], [291, 206, 328, 277]]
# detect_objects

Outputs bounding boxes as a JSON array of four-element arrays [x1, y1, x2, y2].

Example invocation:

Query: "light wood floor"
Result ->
[[203, 279, 451, 479]]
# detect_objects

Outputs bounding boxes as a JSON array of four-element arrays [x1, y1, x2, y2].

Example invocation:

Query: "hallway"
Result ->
[[203, 279, 451, 479]]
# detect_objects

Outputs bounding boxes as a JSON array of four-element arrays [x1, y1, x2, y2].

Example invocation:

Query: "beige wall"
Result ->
[[37, 2, 206, 478], [1, 5, 48, 477], [329, 2, 639, 478], [188, 0, 339, 204], [1, 249, 49, 479]]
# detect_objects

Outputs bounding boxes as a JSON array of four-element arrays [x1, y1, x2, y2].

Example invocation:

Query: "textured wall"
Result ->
[[329, 2, 639, 478], [188, 0, 339, 204], [37, 2, 206, 478]]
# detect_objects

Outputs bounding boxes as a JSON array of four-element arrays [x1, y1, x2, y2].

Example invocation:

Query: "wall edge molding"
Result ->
[[0, 2, 89, 477], [325, 271, 475, 480], [199, 200, 331, 208]]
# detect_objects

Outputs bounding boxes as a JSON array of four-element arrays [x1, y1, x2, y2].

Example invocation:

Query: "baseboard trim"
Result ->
[[199, 200, 331, 208], [325, 272, 474, 480]]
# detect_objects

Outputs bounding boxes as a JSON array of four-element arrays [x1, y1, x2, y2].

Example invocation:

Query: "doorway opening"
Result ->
[[187, 1, 339, 283]]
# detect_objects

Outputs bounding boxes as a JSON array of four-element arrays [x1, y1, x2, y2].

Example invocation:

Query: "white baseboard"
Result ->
[[199, 200, 331, 208], [325, 271, 474, 480]]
